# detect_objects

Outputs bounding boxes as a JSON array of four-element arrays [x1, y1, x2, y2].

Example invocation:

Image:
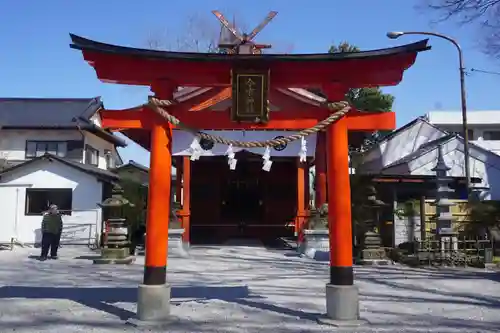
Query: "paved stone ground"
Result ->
[[0, 245, 499, 332]]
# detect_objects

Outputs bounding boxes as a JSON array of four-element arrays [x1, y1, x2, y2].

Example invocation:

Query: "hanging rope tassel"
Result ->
[[189, 137, 203, 161], [225, 144, 237, 170], [262, 146, 273, 172], [299, 136, 307, 163]]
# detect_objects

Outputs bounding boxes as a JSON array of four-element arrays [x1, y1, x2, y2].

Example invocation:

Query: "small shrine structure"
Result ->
[[69, 11, 429, 325]]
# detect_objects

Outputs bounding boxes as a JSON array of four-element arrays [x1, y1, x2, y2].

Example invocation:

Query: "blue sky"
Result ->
[[1, 0, 499, 166]]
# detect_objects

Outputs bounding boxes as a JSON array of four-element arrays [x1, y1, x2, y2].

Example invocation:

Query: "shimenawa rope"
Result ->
[[146, 96, 351, 148]]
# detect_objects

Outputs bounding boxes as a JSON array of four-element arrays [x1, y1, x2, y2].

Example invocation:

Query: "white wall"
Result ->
[[0, 160, 103, 245], [83, 131, 119, 170], [427, 111, 500, 155], [437, 124, 500, 155], [0, 129, 81, 161], [427, 111, 500, 126]]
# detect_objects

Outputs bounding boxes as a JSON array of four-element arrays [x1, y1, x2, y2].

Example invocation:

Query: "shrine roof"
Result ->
[[70, 34, 430, 63]]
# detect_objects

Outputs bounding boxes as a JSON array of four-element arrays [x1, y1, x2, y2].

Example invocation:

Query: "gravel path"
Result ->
[[0, 245, 499, 332]]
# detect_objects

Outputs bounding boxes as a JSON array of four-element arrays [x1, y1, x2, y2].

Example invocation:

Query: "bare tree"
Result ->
[[145, 12, 294, 54], [146, 13, 220, 52], [423, 0, 500, 57]]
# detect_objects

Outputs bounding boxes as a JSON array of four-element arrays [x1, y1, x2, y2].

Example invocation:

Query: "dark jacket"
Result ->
[[41, 213, 63, 234]]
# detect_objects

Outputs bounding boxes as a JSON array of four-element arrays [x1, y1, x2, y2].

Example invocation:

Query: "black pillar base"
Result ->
[[144, 265, 167, 285], [329, 266, 353, 285]]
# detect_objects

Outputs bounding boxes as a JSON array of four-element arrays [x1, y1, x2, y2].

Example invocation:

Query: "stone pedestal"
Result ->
[[127, 284, 178, 328], [93, 247, 135, 264], [317, 284, 366, 327], [301, 229, 329, 261], [357, 231, 391, 265], [168, 229, 189, 258]]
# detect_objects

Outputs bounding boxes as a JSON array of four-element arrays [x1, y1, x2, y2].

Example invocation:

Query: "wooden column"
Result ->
[[143, 122, 172, 285], [315, 131, 327, 208], [304, 164, 310, 209], [419, 195, 426, 245], [180, 156, 191, 244], [296, 159, 306, 239], [175, 157, 183, 203], [326, 117, 353, 286]]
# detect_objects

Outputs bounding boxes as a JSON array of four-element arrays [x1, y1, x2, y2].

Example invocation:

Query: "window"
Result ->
[[25, 188, 72, 216], [85, 145, 99, 166], [484, 131, 500, 141], [104, 149, 114, 169], [26, 141, 67, 158]]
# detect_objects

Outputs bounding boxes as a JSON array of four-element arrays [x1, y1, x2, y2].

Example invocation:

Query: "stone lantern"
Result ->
[[357, 185, 390, 265], [93, 183, 136, 264], [431, 147, 457, 254]]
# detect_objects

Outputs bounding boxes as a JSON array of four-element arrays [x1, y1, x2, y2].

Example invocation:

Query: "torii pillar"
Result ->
[[131, 107, 174, 325], [319, 85, 362, 326]]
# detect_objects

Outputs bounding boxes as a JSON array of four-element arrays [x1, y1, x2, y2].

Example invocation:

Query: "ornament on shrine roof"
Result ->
[[213, 10, 276, 55], [199, 138, 215, 151], [273, 136, 287, 151]]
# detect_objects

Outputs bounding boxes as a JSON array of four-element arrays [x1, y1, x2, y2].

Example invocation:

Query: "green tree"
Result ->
[[464, 200, 500, 237], [119, 179, 148, 230], [328, 42, 394, 113]]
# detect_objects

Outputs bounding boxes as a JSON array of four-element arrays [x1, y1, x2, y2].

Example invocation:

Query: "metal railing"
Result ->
[[56, 209, 100, 249], [394, 237, 496, 267]]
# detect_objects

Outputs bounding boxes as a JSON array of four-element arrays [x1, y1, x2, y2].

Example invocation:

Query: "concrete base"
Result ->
[[317, 317, 367, 327], [92, 256, 135, 265], [126, 316, 180, 329], [101, 247, 130, 259], [320, 284, 363, 325], [128, 283, 172, 325]]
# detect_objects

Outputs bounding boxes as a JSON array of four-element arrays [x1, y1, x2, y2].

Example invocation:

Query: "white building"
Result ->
[[426, 111, 500, 155], [0, 97, 126, 246], [358, 117, 500, 200], [357, 116, 500, 246]]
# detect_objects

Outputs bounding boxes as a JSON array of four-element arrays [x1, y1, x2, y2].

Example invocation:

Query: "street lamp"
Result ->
[[386, 31, 471, 194]]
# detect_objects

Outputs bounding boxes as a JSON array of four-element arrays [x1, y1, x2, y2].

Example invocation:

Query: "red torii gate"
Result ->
[[69, 31, 429, 326]]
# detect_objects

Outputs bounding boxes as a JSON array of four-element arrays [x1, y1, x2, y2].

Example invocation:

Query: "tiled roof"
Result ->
[[0, 97, 127, 147], [0, 154, 119, 182], [0, 97, 101, 128]]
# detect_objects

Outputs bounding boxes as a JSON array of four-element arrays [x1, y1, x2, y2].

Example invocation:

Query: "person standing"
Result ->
[[40, 204, 63, 261]]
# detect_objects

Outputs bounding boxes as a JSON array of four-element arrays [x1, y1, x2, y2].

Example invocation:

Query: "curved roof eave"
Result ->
[[70, 34, 431, 62]]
